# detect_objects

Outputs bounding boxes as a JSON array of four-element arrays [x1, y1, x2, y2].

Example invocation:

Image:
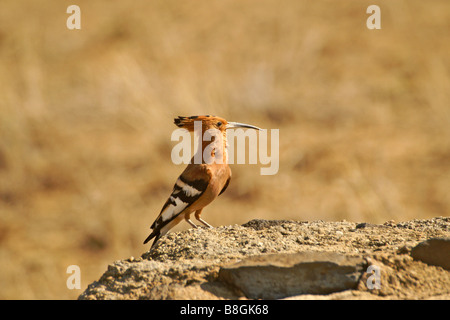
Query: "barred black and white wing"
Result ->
[[143, 174, 209, 247]]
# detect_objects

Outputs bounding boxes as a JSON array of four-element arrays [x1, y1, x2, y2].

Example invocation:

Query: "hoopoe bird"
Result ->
[[144, 115, 261, 248]]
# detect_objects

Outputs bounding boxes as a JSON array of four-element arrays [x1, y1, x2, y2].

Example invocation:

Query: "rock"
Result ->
[[218, 252, 365, 299], [283, 290, 382, 300], [79, 217, 450, 300], [411, 238, 450, 270], [241, 219, 297, 230]]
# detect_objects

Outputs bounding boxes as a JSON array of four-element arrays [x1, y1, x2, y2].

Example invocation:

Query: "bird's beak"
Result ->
[[226, 121, 262, 131]]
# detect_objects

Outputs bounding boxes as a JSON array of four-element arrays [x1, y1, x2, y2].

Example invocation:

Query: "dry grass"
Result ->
[[0, 0, 449, 299]]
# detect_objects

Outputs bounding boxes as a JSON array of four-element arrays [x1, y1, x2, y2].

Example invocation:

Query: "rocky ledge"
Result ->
[[79, 217, 450, 300]]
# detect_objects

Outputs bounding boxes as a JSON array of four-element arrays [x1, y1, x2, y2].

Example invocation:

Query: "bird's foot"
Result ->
[[197, 218, 213, 229], [185, 219, 198, 229]]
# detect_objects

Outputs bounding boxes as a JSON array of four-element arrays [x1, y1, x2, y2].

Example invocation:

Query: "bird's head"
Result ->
[[174, 115, 261, 133]]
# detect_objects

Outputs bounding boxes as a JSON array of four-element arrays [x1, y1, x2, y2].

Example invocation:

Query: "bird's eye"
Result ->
[[217, 122, 222, 127]]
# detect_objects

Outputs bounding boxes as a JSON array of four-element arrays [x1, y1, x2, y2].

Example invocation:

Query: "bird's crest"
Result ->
[[174, 115, 228, 132]]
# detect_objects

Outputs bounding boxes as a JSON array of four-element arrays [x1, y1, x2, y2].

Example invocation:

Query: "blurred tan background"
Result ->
[[0, 0, 449, 299]]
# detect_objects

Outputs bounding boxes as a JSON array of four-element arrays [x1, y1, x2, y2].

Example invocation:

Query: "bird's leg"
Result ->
[[184, 213, 198, 229], [194, 209, 213, 229]]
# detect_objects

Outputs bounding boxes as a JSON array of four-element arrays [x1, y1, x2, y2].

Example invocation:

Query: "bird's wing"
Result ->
[[219, 175, 231, 196], [144, 165, 211, 245]]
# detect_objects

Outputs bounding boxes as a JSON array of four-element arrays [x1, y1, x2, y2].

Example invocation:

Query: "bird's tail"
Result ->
[[143, 229, 162, 249]]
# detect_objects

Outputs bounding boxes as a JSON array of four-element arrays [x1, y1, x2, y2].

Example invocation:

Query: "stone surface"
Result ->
[[79, 217, 450, 300], [411, 238, 450, 270], [218, 252, 365, 299]]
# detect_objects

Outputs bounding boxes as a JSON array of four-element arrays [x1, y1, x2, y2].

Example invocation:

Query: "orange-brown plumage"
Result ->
[[144, 115, 260, 248]]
